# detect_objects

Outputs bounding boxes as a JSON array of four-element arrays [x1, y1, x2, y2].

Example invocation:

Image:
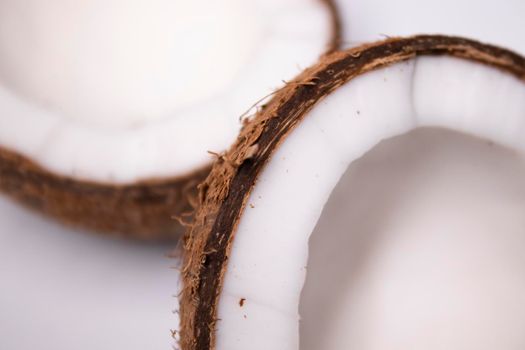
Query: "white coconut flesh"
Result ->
[[213, 56, 525, 349], [0, 0, 332, 183], [301, 128, 525, 349]]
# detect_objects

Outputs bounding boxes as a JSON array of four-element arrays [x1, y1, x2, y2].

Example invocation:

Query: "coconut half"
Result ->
[[0, 0, 339, 240], [180, 35, 525, 349]]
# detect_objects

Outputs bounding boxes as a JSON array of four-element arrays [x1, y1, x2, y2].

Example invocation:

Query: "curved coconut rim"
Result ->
[[0, 0, 342, 240], [180, 34, 525, 350], [0, 146, 212, 240]]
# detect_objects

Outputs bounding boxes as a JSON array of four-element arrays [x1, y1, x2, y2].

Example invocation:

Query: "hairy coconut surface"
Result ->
[[180, 35, 525, 350], [0, 147, 209, 240], [0, 0, 339, 239]]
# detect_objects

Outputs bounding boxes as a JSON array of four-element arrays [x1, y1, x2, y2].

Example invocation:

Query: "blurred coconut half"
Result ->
[[0, 0, 340, 240]]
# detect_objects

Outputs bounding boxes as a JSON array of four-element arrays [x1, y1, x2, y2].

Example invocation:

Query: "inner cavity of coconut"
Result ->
[[0, 0, 260, 127], [214, 56, 525, 350], [0, 0, 332, 182], [300, 128, 525, 349]]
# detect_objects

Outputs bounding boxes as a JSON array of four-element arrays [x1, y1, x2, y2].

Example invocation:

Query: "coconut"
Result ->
[[0, 0, 340, 240], [179, 35, 525, 349]]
